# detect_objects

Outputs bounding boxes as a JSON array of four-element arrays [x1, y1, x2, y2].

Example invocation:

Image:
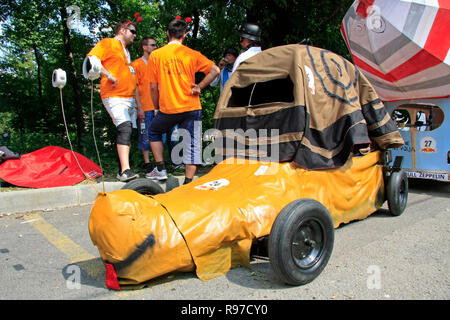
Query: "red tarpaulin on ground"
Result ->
[[0, 146, 102, 188]]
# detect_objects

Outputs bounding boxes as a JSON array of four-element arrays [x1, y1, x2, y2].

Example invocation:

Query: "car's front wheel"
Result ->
[[386, 170, 408, 216], [269, 199, 334, 285]]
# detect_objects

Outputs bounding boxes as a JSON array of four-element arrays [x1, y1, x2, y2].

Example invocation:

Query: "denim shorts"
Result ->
[[149, 110, 202, 165], [138, 111, 177, 151], [138, 111, 155, 151]]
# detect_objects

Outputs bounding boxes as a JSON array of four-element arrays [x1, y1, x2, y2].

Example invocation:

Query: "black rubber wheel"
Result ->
[[268, 199, 334, 286], [121, 178, 164, 195], [386, 170, 408, 216], [165, 176, 180, 192]]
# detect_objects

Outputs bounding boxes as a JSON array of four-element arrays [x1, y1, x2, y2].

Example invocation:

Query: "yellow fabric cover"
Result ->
[[89, 151, 384, 286]]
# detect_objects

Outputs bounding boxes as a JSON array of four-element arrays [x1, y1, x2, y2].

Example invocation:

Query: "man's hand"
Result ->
[[195, 65, 220, 93], [191, 83, 201, 95], [108, 74, 118, 87], [137, 107, 144, 119], [218, 57, 228, 69]]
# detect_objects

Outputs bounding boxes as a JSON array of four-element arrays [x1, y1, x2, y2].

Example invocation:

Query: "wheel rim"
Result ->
[[291, 218, 325, 269]]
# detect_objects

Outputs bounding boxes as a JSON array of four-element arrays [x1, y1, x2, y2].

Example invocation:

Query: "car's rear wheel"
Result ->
[[386, 170, 408, 216], [269, 199, 334, 285], [121, 178, 164, 195]]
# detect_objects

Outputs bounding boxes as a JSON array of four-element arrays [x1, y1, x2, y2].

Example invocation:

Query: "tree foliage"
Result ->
[[0, 0, 354, 173]]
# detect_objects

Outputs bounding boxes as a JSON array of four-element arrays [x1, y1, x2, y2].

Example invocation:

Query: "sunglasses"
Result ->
[[148, 43, 157, 47], [127, 29, 137, 35]]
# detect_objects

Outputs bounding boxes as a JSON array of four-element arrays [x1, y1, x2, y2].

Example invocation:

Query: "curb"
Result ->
[[0, 176, 186, 216]]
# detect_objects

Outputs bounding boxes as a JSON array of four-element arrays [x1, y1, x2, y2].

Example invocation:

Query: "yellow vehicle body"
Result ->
[[89, 151, 384, 288]]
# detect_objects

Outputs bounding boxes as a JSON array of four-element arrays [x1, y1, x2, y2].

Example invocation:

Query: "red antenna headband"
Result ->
[[175, 15, 191, 23], [134, 12, 143, 22], [122, 12, 143, 29]]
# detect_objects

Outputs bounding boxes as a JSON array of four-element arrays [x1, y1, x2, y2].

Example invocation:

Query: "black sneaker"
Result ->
[[167, 163, 184, 174], [143, 162, 153, 174], [117, 169, 139, 182]]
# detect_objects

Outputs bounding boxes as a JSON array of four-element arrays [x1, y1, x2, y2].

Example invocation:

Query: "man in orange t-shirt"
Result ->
[[132, 37, 156, 173], [147, 18, 220, 183], [87, 20, 139, 182]]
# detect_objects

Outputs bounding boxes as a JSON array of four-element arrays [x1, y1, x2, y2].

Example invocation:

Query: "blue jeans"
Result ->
[[138, 111, 177, 161]]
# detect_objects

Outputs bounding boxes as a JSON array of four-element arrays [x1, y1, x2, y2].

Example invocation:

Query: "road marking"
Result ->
[[23, 213, 141, 297], [23, 213, 105, 285], [25, 213, 94, 262]]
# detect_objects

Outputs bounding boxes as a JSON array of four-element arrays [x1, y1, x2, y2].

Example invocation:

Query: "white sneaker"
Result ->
[[146, 167, 168, 180]]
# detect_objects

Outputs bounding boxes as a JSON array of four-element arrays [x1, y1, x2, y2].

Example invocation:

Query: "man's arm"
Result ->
[[210, 57, 228, 88], [192, 65, 220, 95], [86, 39, 119, 86], [135, 88, 144, 118], [86, 51, 118, 87], [209, 71, 221, 88], [150, 82, 159, 112], [99, 64, 118, 87]]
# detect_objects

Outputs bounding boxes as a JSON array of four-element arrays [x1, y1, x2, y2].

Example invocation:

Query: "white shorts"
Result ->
[[102, 97, 137, 128]]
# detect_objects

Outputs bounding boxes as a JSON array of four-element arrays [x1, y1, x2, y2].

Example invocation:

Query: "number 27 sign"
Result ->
[[420, 137, 437, 153]]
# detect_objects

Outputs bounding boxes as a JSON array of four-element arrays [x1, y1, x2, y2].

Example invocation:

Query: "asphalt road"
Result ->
[[0, 179, 448, 301]]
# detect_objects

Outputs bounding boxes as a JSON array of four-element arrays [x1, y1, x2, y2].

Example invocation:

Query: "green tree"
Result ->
[[241, 0, 353, 57], [1, 0, 355, 174]]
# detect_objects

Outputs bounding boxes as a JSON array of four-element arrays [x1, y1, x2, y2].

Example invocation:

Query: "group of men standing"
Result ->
[[87, 18, 262, 184]]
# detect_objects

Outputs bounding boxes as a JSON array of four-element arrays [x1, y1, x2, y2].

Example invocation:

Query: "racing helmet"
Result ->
[[238, 23, 261, 43]]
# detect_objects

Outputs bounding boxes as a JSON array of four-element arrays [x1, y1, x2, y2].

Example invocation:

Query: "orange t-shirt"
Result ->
[[87, 38, 136, 99], [149, 43, 214, 114], [132, 57, 154, 111]]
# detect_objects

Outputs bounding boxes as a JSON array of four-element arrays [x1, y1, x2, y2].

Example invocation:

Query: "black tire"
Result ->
[[386, 170, 408, 216], [121, 178, 164, 195], [268, 199, 334, 286], [165, 176, 180, 192]]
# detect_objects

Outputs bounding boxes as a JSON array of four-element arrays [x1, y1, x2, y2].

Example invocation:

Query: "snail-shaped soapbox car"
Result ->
[[89, 45, 407, 290]]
